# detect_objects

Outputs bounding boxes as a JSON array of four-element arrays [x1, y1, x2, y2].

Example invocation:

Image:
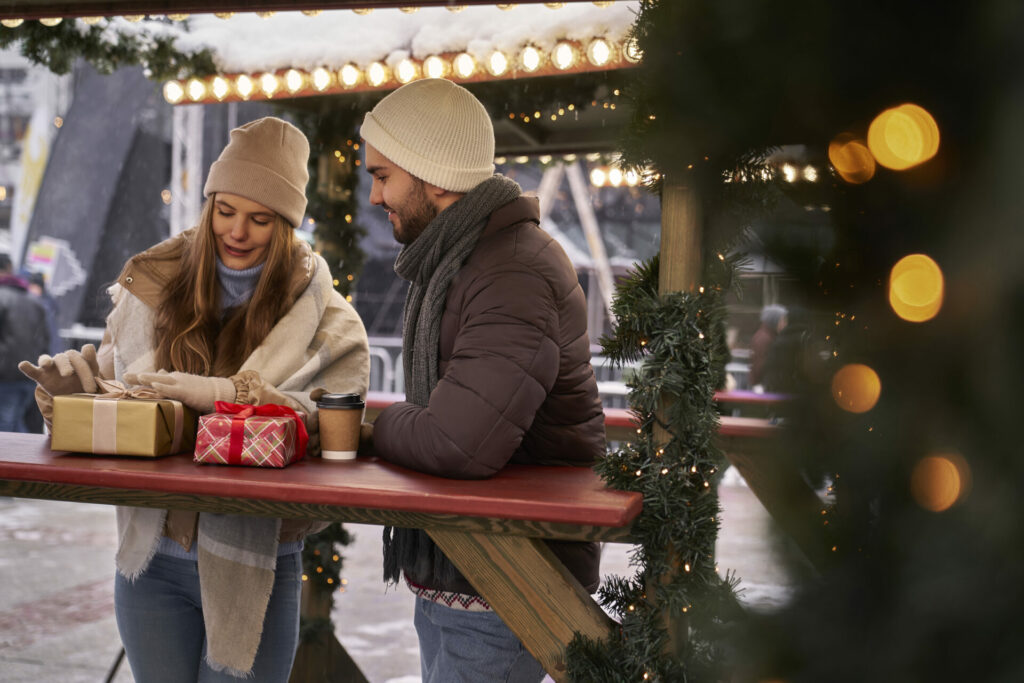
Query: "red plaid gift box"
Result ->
[[194, 402, 308, 468]]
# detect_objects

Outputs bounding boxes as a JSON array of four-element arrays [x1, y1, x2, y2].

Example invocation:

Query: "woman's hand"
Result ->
[[125, 371, 235, 413], [19, 344, 101, 397]]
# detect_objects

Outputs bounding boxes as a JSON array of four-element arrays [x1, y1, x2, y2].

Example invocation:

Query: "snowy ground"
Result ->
[[0, 469, 802, 682]]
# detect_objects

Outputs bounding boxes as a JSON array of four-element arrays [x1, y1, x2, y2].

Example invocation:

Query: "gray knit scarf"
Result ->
[[383, 174, 521, 586]]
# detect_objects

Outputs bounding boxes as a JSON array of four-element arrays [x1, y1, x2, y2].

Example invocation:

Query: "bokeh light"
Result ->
[[889, 253, 944, 322], [831, 363, 881, 413], [828, 133, 876, 184], [911, 453, 970, 512], [867, 103, 940, 170]]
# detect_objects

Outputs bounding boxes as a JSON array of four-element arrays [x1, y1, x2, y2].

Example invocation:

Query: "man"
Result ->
[[360, 78, 606, 682], [0, 253, 51, 432]]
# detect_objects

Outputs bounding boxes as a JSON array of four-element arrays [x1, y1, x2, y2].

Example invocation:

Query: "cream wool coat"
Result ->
[[104, 229, 369, 675]]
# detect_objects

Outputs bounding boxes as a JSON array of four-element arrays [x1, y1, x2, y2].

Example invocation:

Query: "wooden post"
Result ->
[[289, 579, 369, 683], [649, 182, 702, 657]]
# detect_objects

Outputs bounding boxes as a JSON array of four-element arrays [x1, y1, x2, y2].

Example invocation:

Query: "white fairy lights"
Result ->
[[162, 36, 636, 105]]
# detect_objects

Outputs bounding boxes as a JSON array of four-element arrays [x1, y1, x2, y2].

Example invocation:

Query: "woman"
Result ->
[[20, 116, 369, 681]]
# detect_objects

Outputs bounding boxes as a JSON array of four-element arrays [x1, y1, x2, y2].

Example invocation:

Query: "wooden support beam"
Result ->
[[427, 529, 616, 683]]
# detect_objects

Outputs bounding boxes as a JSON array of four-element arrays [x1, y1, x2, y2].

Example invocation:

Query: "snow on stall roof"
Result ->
[[148, 3, 638, 75]]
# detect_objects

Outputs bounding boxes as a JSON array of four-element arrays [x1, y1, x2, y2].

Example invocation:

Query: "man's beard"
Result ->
[[392, 181, 439, 245]]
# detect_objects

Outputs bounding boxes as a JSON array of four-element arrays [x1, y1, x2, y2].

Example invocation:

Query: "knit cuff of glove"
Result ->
[[229, 370, 263, 405]]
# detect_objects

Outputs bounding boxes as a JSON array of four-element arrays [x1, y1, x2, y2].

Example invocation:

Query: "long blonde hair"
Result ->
[[153, 196, 296, 377]]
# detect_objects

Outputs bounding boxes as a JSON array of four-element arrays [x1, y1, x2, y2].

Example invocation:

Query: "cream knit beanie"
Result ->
[[203, 116, 310, 228], [360, 79, 495, 193]]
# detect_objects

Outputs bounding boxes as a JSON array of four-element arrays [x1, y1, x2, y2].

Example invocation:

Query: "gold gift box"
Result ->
[[52, 394, 197, 457]]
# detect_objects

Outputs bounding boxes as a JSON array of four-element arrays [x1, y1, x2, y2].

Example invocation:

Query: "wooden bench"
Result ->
[[0, 432, 641, 682]]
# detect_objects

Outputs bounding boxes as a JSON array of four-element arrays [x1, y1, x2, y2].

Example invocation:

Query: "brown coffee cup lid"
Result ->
[[317, 393, 364, 409]]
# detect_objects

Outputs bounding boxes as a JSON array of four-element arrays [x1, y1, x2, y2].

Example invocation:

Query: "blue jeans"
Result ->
[[114, 552, 302, 682], [0, 380, 35, 432], [414, 596, 547, 683]]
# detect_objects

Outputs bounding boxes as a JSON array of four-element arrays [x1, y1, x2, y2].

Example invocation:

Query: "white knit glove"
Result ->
[[19, 344, 101, 396], [125, 371, 236, 413]]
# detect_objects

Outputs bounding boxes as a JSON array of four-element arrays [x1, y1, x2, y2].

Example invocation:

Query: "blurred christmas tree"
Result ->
[[579, 0, 1024, 680]]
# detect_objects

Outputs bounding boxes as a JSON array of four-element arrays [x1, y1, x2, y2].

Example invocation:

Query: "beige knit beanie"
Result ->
[[203, 116, 310, 228], [360, 79, 495, 193]]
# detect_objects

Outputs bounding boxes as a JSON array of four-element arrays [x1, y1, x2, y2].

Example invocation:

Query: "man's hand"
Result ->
[[358, 422, 374, 456], [18, 344, 101, 396], [125, 371, 235, 413]]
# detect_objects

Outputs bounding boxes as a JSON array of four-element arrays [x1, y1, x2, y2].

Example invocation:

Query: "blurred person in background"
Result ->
[[20, 270, 60, 433], [748, 304, 787, 390], [0, 253, 50, 432]]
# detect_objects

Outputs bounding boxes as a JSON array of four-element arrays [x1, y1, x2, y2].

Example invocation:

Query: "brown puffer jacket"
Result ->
[[374, 196, 606, 595]]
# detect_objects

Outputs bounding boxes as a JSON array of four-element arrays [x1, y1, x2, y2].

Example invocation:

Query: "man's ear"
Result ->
[[423, 181, 448, 199]]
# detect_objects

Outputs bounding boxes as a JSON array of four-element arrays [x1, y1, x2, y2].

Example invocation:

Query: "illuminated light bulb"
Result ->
[[888, 253, 944, 322], [160, 189, 172, 204], [423, 55, 447, 79], [453, 53, 476, 79], [312, 67, 332, 91], [352, 8, 373, 15], [803, 165, 818, 182], [256, 11, 276, 18], [520, 46, 541, 72], [366, 62, 388, 87], [623, 36, 643, 63], [586, 37, 612, 66], [563, 153, 577, 162], [54, 116, 63, 128], [39, 17, 62, 26], [593, 1, 615, 6], [167, 13, 189, 21], [545, 2, 566, 7], [625, 170, 640, 186], [494, 156, 507, 165], [122, 15, 145, 22], [585, 152, 601, 162], [81, 17, 103, 25], [395, 58, 418, 84], [552, 41, 577, 70], [781, 163, 798, 182], [163, 81, 185, 105], [1, 19, 24, 27], [496, 4, 518, 9], [214, 12, 235, 19], [830, 363, 881, 414], [301, 10, 322, 16], [590, 168, 607, 186], [828, 133, 876, 184], [486, 50, 509, 77], [399, 6, 419, 12], [447, 5, 468, 11], [235, 75, 254, 99], [285, 69, 304, 93], [608, 168, 623, 186], [513, 155, 529, 164], [339, 63, 362, 88], [868, 103, 940, 170], [260, 73, 279, 97], [211, 76, 230, 100], [187, 78, 207, 102], [539, 154, 552, 164], [911, 453, 971, 512]]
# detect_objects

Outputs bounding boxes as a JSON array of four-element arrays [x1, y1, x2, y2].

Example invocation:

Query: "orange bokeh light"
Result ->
[[889, 253, 944, 322], [831, 363, 881, 413], [828, 133, 876, 184], [911, 453, 970, 512], [867, 103, 940, 171]]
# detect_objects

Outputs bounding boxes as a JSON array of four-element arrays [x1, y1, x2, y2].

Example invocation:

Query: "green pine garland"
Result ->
[[0, 19, 215, 80]]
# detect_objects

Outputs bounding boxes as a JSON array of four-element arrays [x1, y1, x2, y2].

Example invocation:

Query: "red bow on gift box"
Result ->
[[213, 401, 309, 465]]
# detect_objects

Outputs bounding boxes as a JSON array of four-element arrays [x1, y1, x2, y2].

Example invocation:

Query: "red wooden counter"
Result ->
[[0, 432, 640, 681]]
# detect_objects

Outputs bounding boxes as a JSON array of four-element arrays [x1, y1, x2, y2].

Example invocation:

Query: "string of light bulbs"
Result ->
[[162, 36, 640, 105]]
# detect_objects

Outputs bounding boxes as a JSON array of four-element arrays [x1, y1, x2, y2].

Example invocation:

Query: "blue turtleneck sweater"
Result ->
[[216, 259, 265, 311]]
